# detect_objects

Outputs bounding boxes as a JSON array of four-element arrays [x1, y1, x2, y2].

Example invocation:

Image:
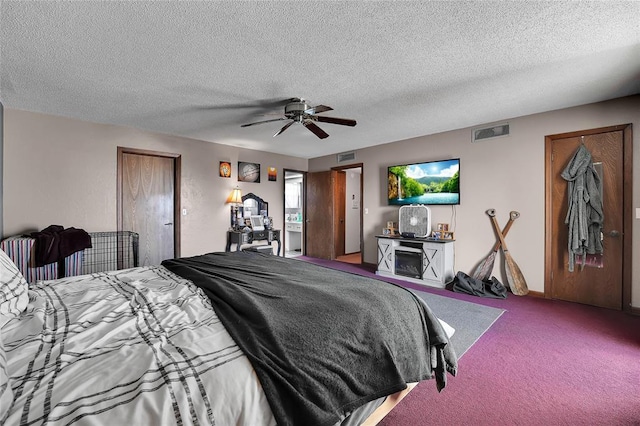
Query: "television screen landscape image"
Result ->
[[388, 158, 460, 205]]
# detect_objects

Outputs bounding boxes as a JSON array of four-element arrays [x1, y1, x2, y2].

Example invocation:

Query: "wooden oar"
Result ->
[[487, 209, 529, 296], [472, 210, 520, 281]]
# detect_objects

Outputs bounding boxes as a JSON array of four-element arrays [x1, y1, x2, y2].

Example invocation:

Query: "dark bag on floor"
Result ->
[[451, 271, 507, 299]]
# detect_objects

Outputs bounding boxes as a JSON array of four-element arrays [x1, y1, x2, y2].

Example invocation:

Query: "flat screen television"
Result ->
[[388, 158, 460, 205]]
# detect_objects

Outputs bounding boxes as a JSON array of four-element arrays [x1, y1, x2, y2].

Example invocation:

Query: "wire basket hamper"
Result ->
[[82, 231, 139, 274]]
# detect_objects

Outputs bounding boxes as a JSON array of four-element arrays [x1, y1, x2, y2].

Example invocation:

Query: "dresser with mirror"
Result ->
[[226, 193, 281, 255]]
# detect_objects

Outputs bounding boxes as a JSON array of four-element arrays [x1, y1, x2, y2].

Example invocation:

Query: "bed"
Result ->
[[1, 249, 457, 426]]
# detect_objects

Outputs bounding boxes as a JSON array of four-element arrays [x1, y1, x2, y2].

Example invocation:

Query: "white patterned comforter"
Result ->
[[1, 266, 274, 426]]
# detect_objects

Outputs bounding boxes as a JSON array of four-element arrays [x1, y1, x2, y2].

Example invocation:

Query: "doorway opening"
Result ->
[[284, 169, 305, 258], [334, 165, 363, 265], [304, 164, 363, 263]]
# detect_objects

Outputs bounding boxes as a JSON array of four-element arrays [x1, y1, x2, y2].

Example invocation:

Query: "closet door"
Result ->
[[545, 125, 630, 310], [118, 147, 181, 266]]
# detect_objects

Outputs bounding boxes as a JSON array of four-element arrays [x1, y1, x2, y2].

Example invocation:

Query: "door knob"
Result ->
[[608, 230, 620, 237], [164, 222, 173, 226]]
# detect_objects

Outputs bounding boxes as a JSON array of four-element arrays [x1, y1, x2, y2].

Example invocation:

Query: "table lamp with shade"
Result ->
[[226, 187, 243, 230]]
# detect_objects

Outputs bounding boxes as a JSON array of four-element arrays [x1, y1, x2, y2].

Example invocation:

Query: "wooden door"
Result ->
[[545, 125, 631, 310], [118, 148, 180, 266], [305, 170, 335, 259]]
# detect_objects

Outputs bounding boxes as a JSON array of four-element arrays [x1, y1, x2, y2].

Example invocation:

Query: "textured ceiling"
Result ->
[[1, 1, 639, 159]]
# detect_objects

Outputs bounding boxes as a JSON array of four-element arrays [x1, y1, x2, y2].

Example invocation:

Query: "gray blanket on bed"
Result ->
[[162, 252, 457, 426]]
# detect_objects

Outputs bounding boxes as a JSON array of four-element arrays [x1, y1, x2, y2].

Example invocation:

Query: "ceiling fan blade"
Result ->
[[257, 97, 300, 108], [312, 115, 357, 127], [273, 121, 294, 137], [241, 117, 287, 127], [304, 104, 333, 114], [303, 120, 329, 139]]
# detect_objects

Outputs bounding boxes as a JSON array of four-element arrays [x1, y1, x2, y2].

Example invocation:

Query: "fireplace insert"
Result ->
[[394, 248, 423, 279]]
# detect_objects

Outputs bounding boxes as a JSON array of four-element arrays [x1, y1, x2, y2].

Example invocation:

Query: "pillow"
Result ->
[[438, 318, 456, 338], [0, 248, 29, 325]]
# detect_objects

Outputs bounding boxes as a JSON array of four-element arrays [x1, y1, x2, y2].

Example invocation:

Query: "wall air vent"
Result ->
[[336, 151, 356, 163], [472, 123, 510, 142]]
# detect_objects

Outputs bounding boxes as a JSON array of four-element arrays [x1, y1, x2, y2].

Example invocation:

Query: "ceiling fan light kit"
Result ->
[[241, 98, 356, 139]]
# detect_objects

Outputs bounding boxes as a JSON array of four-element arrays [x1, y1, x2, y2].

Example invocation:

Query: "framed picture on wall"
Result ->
[[219, 161, 232, 178], [268, 166, 277, 181], [238, 162, 261, 183]]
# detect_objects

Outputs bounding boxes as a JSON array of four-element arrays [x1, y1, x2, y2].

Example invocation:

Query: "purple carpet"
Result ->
[[296, 257, 640, 425]]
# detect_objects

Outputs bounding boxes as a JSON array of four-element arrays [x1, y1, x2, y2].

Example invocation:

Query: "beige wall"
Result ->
[[3, 109, 307, 257], [310, 96, 640, 308], [4, 97, 639, 307]]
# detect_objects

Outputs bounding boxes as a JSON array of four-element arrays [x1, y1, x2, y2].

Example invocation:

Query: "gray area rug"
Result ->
[[410, 290, 504, 357]]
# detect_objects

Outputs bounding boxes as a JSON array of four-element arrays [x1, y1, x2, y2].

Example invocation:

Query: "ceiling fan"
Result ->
[[240, 98, 357, 139]]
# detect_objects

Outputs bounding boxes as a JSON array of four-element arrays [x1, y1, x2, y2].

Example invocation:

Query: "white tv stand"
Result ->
[[375, 235, 455, 288]]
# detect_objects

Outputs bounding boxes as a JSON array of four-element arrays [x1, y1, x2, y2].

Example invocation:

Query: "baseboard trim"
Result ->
[[363, 261, 376, 270]]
